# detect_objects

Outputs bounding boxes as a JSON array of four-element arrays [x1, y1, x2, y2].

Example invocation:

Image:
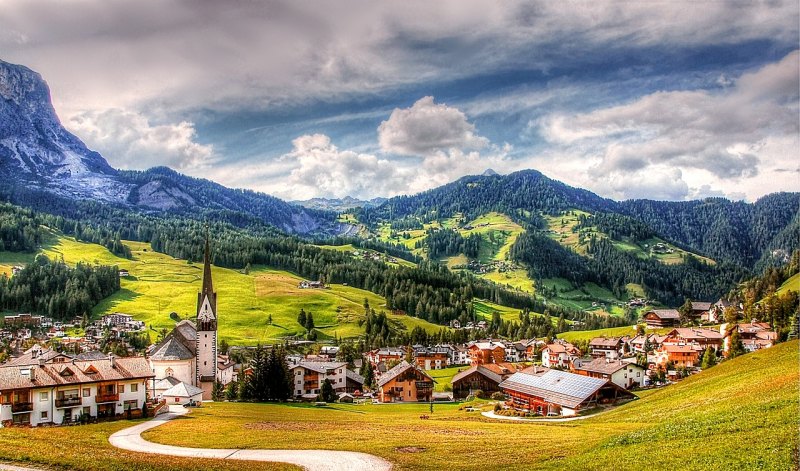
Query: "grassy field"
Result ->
[[2, 234, 447, 345], [137, 340, 798, 471], [777, 272, 800, 296], [427, 365, 466, 392], [557, 325, 640, 343], [0, 418, 297, 471]]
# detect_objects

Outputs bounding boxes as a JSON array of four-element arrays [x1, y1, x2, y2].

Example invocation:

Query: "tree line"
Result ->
[[0, 255, 120, 320]]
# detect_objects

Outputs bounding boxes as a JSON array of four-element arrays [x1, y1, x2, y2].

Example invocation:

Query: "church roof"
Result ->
[[149, 336, 194, 361], [153, 376, 182, 390], [162, 381, 204, 398]]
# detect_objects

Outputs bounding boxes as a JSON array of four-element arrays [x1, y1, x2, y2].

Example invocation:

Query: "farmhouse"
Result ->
[[0, 353, 152, 426], [736, 322, 778, 352], [642, 309, 681, 328], [499, 369, 635, 416], [541, 342, 581, 368], [451, 362, 524, 399], [572, 358, 645, 389], [377, 361, 434, 403], [298, 280, 325, 289]]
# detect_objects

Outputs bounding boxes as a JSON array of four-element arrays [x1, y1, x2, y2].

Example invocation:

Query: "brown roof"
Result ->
[[573, 358, 642, 375], [589, 337, 622, 348], [544, 342, 577, 354], [666, 328, 724, 341], [377, 361, 434, 387], [664, 345, 696, 354], [690, 302, 712, 312], [645, 309, 680, 320], [0, 356, 154, 390]]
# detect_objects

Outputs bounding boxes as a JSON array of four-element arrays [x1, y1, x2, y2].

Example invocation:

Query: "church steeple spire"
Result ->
[[196, 227, 217, 330], [201, 227, 214, 297]]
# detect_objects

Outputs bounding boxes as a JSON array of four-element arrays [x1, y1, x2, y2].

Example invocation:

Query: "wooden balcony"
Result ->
[[55, 397, 82, 408], [95, 393, 119, 403], [11, 402, 33, 413]]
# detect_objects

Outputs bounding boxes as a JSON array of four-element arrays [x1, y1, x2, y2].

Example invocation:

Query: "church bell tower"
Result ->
[[196, 230, 217, 399]]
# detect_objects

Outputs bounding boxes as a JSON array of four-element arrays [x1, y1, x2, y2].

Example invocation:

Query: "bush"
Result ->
[[474, 389, 487, 399], [494, 403, 502, 412], [491, 391, 505, 400]]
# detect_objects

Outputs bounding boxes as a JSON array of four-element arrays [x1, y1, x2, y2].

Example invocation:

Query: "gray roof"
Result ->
[[646, 309, 680, 320], [295, 361, 347, 373], [162, 381, 203, 398], [149, 336, 194, 361], [345, 369, 365, 384], [572, 358, 641, 375], [153, 376, 182, 390], [499, 370, 610, 409]]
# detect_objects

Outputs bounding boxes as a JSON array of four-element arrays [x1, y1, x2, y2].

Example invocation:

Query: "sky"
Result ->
[[1, 1, 798, 202]]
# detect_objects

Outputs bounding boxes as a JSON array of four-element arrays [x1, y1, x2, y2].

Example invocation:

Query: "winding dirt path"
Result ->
[[109, 406, 392, 471]]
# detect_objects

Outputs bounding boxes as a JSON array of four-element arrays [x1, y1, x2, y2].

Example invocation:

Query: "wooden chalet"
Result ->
[[377, 361, 435, 403], [643, 309, 681, 328], [451, 362, 523, 399]]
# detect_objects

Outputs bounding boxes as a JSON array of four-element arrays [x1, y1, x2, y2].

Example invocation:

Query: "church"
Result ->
[[148, 234, 228, 401]]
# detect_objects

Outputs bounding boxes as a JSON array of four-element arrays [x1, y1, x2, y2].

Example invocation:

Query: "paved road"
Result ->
[[109, 406, 392, 471]]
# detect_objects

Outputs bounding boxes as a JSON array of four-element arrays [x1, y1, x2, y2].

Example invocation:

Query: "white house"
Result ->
[[161, 382, 203, 405], [289, 361, 364, 398], [541, 342, 581, 368], [0, 354, 153, 427], [572, 358, 645, 389]]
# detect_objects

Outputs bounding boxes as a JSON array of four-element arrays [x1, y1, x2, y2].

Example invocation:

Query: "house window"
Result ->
[[130, 383, 138, 393], [83, 388, 90, 397], [339, 378, 342, 383], [39, 391, 48, 401], [119, 385, 125, 394], [637, 372, 641, 377], [40, 411, 48, 419], [83, 406, 90, 415], [124, 399, 138, 410]]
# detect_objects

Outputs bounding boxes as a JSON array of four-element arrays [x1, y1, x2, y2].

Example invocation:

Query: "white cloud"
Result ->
[[535, 50, 800, 201], [378, 96, 489, 156], [67, 108, 215, 171]]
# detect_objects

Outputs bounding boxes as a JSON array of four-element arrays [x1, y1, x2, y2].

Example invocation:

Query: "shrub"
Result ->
[[491, 391, 505, 400]]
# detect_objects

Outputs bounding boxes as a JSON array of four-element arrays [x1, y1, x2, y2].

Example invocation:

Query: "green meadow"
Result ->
[[137, 340, 797, 471], [3, 234, 448, 345]]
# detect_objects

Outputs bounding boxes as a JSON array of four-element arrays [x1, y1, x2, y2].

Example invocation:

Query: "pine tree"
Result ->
[[297, 309, 307, 327], [360, 360, 374, 389], [212, 380, 224, 401], [700, 347, 717, 369], [728, 327, 746, 358], [321, 378, 336, 402], [305, 312, 315, 331]]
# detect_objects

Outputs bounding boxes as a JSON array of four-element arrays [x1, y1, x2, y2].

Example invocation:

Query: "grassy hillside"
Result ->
[[557, 325, 641, 343], [3, 233, 447, 345], [777, 272, 799, 296], [139, 341, 798, 471]]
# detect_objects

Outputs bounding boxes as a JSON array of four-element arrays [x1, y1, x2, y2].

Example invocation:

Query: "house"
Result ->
[[101, 313, 134, 327], [642, 309, 681, 328], [298, 280, 325, 289], [365, 347, 406, 367], [702, 299, 737, 323], [289, 361, 364, 398], [0, 354, 153, 427], [663, 328, 724, 351], [118, 269, 130, 277], [451, 362, 524, 399], [376, 361, 434, 403], [689, 302, 712, 320], [161, 382, 203, 405], [541, 342, 581, 368], [572, 358, 645, 389], [2, 314, 44, 328], [736, 322, 778, 352], [504, 341, 528, 363], [468, 341, 506, 365], [414, 348, 449, 370], [588, 337, 623, 359], [451, 345, 470, 365], [653, 344, 700, 368], [499, 369, 635, 416]]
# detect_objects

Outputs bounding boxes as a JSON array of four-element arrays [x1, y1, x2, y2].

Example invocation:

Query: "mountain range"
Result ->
[[1, 58, 798, 277]]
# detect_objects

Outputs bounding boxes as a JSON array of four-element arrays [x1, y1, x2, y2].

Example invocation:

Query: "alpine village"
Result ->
[[0, 4, 799, 471]]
